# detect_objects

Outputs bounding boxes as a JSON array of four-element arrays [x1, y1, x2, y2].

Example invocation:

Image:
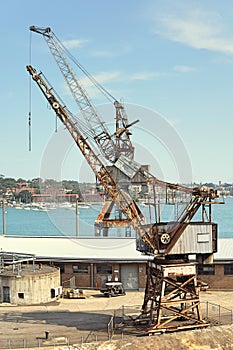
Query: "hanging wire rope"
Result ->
[[28, 31, 32, 151], [29, 29, 104, 149], [28, 45, 102, 154]]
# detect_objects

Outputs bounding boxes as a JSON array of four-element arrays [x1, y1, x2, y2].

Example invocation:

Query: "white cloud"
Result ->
[[78, 71, 121, 99], [154, 8, 233, 55], [130, 71, 170, 80], [81, 71, 121, 86], [92, 50, 114, 57], [173, 65, 197, 73], [62, 39, 88, 49]]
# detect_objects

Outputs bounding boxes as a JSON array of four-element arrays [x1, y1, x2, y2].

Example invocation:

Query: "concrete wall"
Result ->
[[0, 266, 60, 305]]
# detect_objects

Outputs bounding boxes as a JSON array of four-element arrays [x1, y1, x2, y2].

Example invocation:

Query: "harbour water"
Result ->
[[0, 197, 232, 238]]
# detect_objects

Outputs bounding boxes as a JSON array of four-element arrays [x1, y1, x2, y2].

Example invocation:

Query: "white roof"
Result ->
[[0, 236, 151, 262], [0, 236, 231, 262], [214, 238, 233, 261]]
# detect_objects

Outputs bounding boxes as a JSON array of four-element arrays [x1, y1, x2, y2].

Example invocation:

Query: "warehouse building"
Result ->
[[0, 236, 232, 291], [0, 237, 150, 291]]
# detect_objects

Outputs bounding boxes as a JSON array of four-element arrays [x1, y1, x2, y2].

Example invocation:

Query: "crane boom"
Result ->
[[26, 64, 156, 251], [30, 26, 117, 162], [30, 25, 135, 162], [27, 64, 219, 256]]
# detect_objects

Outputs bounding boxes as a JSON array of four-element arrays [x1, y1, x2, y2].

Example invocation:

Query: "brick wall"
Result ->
[[95, 263, 120, 289], [61, 263, 90, 288], [53, 261, 233, 291], [199, 264, 233, 290], [59, 262, 147, 289]]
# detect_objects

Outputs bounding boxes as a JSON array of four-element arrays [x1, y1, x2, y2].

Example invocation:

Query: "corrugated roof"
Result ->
[[0, 236, 231, 262], [214, 238, 233, 261], [0, 236, 151, 262]]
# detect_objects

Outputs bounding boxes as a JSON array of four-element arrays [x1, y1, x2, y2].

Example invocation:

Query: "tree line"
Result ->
[[0, 176, 87, 203]]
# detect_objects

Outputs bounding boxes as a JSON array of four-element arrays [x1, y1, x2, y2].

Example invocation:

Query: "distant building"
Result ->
[[32, 193, 80, 203]]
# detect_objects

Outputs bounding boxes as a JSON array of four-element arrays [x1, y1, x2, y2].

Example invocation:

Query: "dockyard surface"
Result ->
[[0, 289, 233, 350]]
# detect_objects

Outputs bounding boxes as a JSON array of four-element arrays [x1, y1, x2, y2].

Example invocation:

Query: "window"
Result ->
[[73, 264, 88, 274], [96, 264, 112, 275], [18, 293, 24, 299], [198, 264, 215, 275], [224, 264, 233, 275], [197, 233, 210, 243]]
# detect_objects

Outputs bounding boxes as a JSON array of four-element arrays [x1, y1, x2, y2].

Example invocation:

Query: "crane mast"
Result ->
[[114, 100, 136, 159]]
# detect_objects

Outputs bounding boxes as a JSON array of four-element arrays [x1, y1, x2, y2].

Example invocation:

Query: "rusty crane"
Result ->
[[27, 26, 221, 334]]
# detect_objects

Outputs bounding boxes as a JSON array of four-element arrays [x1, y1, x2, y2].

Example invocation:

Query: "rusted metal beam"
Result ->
[[138, 260, 208, 334]]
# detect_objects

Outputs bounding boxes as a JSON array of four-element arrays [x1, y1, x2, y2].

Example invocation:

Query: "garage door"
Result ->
[[121, 264, 139, 290]]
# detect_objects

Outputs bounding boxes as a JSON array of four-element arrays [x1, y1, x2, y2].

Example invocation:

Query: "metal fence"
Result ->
[[0, 337, 70, 349], [0, 302, 232, 349], [108, 316, 114, 340], [113, 302, 233, 332], [0, 331, 109, 349], [116, 305, 142, 327], [201, 301, 233, 325]]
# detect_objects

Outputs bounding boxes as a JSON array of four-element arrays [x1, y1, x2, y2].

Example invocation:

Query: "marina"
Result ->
[[1, 201, 100, 237], [0, 197, 232, 238]]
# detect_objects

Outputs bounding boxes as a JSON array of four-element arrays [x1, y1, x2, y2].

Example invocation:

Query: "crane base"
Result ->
[[139, 259, 207, 334]]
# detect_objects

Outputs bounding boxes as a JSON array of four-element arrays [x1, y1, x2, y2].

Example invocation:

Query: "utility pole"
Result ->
[[75, 195, 79, 237], [2, 199, 6, 236]]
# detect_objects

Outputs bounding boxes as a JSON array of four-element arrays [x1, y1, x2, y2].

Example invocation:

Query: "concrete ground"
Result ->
[[0, 290, 142, 348], [0, 289, 232, 349]]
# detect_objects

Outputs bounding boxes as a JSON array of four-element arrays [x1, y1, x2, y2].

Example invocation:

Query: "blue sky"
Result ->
[[1, 0, 233, 184]]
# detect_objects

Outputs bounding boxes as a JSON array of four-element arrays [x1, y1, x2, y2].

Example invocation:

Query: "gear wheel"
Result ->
[[160, 233, 171, 244]]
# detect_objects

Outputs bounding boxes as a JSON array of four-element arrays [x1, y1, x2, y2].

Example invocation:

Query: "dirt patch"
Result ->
[[77, 325, 233, 350]]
